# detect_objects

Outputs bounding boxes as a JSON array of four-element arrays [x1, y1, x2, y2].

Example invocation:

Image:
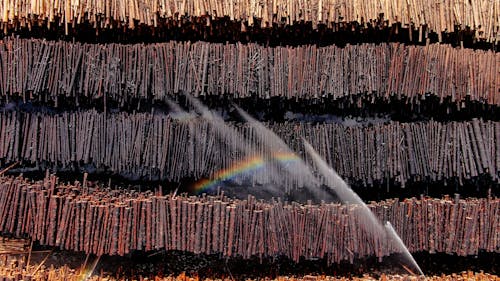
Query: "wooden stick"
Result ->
[[0, 161, 19, 176]]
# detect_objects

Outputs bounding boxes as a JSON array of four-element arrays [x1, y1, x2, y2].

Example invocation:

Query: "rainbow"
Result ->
[[193, 152, 301, 193]]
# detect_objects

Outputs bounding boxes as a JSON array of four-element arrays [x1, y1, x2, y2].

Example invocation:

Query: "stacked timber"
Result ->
[[0, 38, 498, 107], [0, 237, 27, 254], [0, 0, 498, 42], [1, 257, 499, 281], [0, 111, 498, 186], [0, 260, 500, 281], [0, 175, 498, 263]]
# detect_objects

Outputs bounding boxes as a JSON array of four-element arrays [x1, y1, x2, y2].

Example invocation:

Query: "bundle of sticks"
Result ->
[[1, 256, 499, 281], [0, 38, 498, 107], [0, 237, 28, 254], [0, 0, 498, 41], [0, 111, 498, 186], [2, 254, 500, 281], [0, 175, 498, 264]]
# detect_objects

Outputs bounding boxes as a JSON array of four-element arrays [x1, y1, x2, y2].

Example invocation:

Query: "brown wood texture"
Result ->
[[0, 38, 498, 107], [1, 111, 498, 186], [0, 258, 499, 281], [0, 175, 499, 264], [0, 0, 498, 41]]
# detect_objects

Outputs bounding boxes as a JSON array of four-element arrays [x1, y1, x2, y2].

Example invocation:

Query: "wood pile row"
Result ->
[[0, 38, 498, 107], [1, 262, 500, 281], [295, 118, 500, 187], [0, 175, 499, 263], [0, 111, 498, 186], [0, 237, 27, 254], [1, 257, 500, 281], [0, 0, 498, 41]]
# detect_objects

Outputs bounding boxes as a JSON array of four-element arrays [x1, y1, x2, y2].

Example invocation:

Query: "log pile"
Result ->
[[1, 255, 500, 281], [0, 175, 498, 264], [0, 111, 498, 186], [0, 38, 498, 107], [0, 0, 498, 42], [1, 260, 500, 281], [0, 237, 28, 254]]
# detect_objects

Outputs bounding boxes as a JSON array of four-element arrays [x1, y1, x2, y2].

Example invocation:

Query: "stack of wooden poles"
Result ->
[[0, 175, 498, 264], [1, 255, 499, 281], [0, 0, 498, 41], [0, 111, 498, 186], [0, 38, 497, 107]]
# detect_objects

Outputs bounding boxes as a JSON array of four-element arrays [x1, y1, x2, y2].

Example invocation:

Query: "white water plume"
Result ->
[[165, 98, 196, 120], [385, 221, 425, 276], [233, 104, 334, 201], [302, 139, 424, 276], [182, 95, 290, 196]]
